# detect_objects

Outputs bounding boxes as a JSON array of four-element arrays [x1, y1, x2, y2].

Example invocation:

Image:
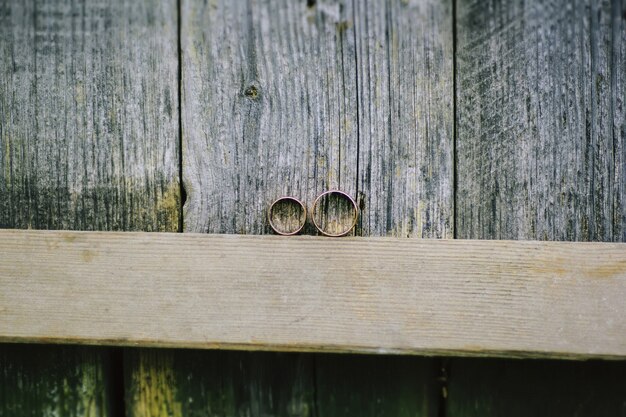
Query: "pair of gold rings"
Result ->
[[268, 190, 358, 237]]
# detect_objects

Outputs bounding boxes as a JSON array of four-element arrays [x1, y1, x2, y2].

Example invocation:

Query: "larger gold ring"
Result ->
[[311, 190, 358, 237], [268, 196, 307, 235]]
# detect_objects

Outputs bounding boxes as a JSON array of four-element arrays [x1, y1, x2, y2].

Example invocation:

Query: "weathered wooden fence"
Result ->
[[1, 0, 625, 416]]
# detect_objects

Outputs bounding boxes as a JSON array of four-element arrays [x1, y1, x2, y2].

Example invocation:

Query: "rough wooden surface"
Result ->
[[319, 2, 452, 415], [128, 0, 452, 416], [5, 0, 623, 416], [0, 0, 179, 415], [128, 351, 439, 417], [0, 344, 116, 417], [1, 230, 625, 359], [146, 0, 360, 414], [456, 0, 625, 242], [452, 0, 626, 415], [354, 0, 453, 237], [316, 355, 439, 417], [182, 0, 358, 235], [0, 0, 180, 232], [126, 349, 315, 417]]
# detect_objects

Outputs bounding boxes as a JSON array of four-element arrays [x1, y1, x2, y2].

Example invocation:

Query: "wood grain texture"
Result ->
[[0, 344, 115, 417], [152, 0, 360, 414], [0, 0, 179, 415], [1, 230, 625, 359], [321, 2, 452, 415], [453, 0, 626, 415], [456, 0, 626, 242], [126, 349, 315, 417], [354, 0, 453, 238], [316, 355, 439, 417], [169, 0, 453, 415], [182, 0, 358, 235], [0, 0, 180, 232]]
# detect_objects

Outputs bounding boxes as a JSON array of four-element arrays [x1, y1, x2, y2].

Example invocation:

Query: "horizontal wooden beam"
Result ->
[[1, 229, 625, 359]]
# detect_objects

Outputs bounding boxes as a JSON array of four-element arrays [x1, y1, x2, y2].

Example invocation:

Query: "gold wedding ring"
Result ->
[[311, 190, 358, 237], [268, 196, 307, 235]]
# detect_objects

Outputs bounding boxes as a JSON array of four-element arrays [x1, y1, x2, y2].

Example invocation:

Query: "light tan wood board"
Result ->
[[1, 230, 625, 359]]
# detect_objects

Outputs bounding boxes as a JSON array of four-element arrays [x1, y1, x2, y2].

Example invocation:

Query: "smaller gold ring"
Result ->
[[311, 190, 358, 237], [267, 196, 307, 236]]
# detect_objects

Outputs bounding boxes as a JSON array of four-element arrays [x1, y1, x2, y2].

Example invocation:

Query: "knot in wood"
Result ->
[[243, 85, 259, 99]]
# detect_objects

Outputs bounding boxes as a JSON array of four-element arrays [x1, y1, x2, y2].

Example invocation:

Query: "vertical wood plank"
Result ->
[[182, 0, 358, 234], [456, 0, 625, 242], [452, 0, 626, 415], [614, 0, 626, 241], [0, 0, 180, 231], [315, 1, 452, 416], [354, 0, 454, 238], [316, 355, 439, 417], [0, 0, 180, 415], [0, 345, 114, 417]]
